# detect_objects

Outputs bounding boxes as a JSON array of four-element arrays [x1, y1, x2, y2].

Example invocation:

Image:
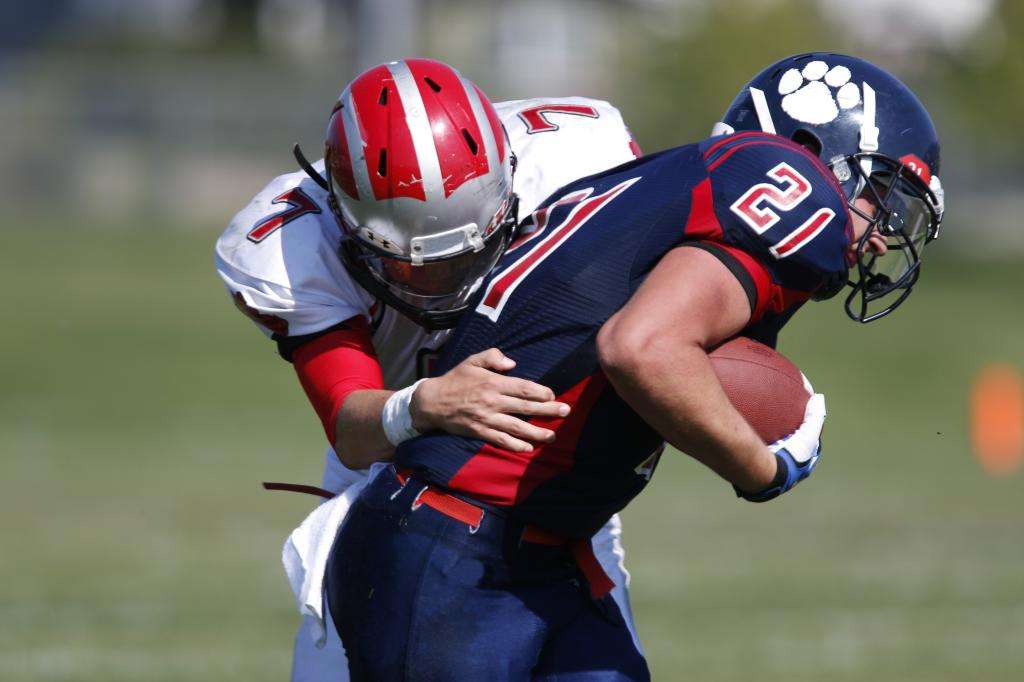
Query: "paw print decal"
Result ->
[[778, 60, 861, 125]]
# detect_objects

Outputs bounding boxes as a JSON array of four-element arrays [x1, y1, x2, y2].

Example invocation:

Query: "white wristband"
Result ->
[[381, 379, 427, 447]]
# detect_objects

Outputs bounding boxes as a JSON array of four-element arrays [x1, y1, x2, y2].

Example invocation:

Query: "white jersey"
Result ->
[[217, 97, 641, 680], [215, 96, 638, 488]]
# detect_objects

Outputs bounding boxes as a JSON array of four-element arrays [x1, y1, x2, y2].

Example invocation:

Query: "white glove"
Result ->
[[769, 373, 826, 463], [740, 373, 826, 502]]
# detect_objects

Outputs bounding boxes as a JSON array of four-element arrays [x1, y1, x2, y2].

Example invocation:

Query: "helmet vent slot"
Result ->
[[461, 129, 478, 155], [377, 149, 387, 177], [378, 88, 388, 105], [424, 77, 442, 92]]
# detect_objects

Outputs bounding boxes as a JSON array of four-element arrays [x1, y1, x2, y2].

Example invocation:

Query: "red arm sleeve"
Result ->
[[291, 315, 385, 443]]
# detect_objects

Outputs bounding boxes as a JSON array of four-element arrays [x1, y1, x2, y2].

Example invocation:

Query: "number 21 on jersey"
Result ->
[[730, 162, 835, 259]]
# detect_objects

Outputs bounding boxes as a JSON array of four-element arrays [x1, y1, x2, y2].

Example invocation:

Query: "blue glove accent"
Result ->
[[734, 445, 820, 503]]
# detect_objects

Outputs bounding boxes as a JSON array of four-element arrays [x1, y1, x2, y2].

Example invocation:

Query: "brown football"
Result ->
[[709, 337, 810, 444]]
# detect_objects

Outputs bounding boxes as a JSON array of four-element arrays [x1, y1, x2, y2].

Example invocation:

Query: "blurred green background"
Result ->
[[2, 1, 1022, 680]]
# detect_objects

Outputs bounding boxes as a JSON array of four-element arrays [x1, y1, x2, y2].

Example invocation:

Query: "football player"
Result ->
[[215, 59, 643, 681], [324, 53, 945, 680]]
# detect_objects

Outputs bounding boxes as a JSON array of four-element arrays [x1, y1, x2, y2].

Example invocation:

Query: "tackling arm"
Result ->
[[294, 319, 571, 470], [596, 246, 778, 493], [291, 318, 391, 469]]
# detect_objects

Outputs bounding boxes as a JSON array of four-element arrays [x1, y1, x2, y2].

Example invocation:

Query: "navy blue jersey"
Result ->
[[395, 132, 852, 537]]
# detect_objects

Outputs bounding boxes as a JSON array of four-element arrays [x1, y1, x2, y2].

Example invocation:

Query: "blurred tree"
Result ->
[[619, 0, 839, 151], [936, 0, 1024, 167], [212, 0, 260, 52]]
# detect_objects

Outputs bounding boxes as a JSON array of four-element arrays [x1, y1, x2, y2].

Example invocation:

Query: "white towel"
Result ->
[[281, 462, 387, 647]]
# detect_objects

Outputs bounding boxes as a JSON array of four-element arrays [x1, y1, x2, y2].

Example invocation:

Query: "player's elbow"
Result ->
[[333, 431, 389, 470], [332, 414, 373, 470], [332, 436, 363, 469], [334, 448, 372, 471], [597, 316, 657, 383]]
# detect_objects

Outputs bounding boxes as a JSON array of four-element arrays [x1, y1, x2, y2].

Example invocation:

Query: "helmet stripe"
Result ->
[[470, 84, 506, 163], [349, 63, 428, 201], [462, 79, 500, 180], [340, 88, 375, 203], [405, 59, 490, 198], [326, 100, 360, 200], [385, 60, 443, 202]]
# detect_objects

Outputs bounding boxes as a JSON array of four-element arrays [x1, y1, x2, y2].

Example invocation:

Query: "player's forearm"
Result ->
[[333, 390, 396, 469], [600, 337, 776, 492]]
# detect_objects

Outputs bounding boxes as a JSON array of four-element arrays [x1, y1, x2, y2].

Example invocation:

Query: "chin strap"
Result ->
[[293, 143, 331, 192], [749, 87, 777, 134], [858, 83, 879, 176]]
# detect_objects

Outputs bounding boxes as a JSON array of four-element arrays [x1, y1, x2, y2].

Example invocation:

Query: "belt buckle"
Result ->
[[410, 487, 426, 511]]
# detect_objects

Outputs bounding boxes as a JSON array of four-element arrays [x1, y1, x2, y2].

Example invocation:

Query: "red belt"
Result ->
[[394, 469, 614, 599], [395, 469, 484, 530], [520, 526, 615, 599]]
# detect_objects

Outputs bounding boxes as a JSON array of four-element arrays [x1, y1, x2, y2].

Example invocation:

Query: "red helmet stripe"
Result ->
[[326, 102, 359, 200], [349, 63, 426, 201], [474, 85, 506, 163], [406, 58, 490, 198]]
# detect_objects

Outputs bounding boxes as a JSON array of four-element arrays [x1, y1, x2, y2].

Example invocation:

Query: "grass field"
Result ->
[[2, 225, 1022, 681]]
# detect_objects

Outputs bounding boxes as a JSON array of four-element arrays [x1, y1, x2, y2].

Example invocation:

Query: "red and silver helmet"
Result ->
[[298, 58, 516, 330]]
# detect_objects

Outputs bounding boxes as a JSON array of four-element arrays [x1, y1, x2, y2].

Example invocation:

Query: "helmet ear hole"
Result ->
[[791, 129, 822, 157]]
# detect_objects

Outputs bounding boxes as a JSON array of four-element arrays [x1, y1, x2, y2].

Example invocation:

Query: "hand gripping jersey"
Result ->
[[215, 97, 638, 394], [217, 98, 644, 675], [395, 132, 853, 538]]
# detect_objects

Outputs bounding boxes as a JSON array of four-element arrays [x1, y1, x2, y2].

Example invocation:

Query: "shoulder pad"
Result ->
[[495, 97, 639, 217], [215, 165, 372, 338], [703, 133, 852, 289]]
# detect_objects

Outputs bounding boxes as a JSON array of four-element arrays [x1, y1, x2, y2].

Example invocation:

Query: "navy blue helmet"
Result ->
[[715, 53, 945, 322]]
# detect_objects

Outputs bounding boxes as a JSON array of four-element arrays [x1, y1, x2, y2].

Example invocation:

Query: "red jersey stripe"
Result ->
[[479, 178, 638, 315], [447, 372, 608, 506], [770, 207, 836, 258], [506, 189, 593, 254], [703, 130, 775, 160], [628, 137, 643, 159], [711, 242, 774, 322], [682, 177, 724, 242]]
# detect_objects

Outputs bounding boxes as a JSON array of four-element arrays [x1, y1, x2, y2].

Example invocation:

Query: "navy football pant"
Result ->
[[325, 466, 650, 681]]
